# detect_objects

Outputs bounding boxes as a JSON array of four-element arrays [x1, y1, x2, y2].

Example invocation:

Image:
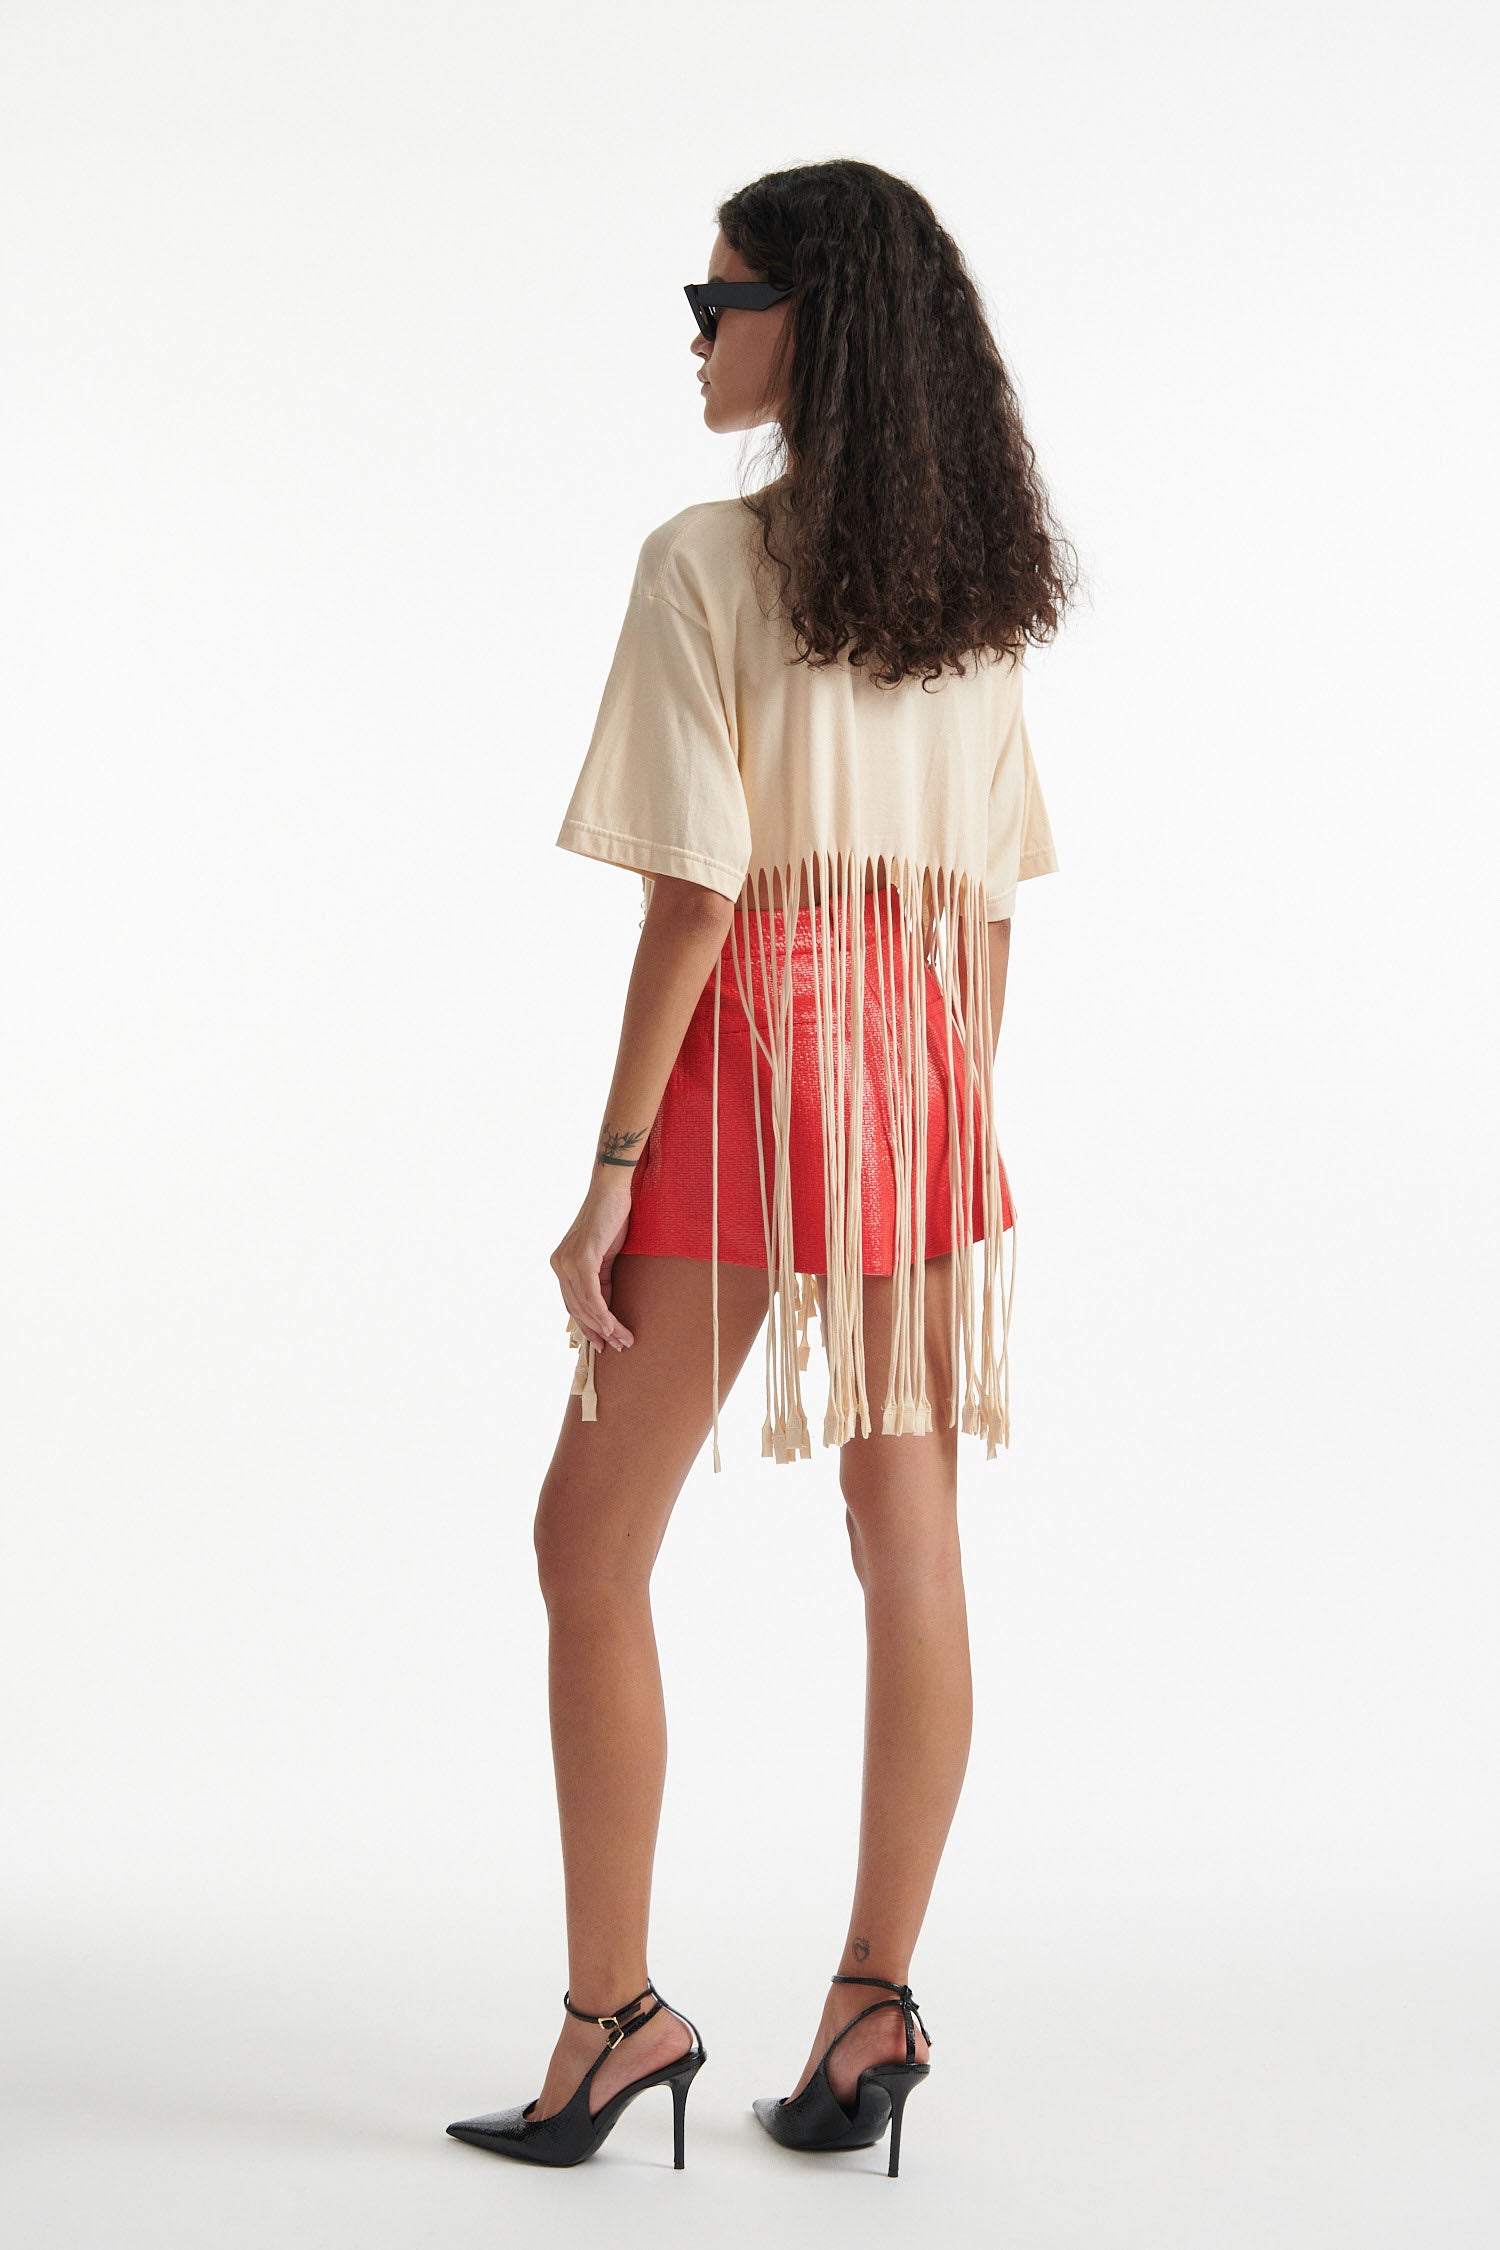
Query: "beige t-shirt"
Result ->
[[557, 496, 1059, 919], [555, 495, 1061, 1471]]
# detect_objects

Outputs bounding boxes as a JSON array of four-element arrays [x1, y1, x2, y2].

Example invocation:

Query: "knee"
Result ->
[[839, 1477, 963, 1591], [532, 1475, 652, 1607]]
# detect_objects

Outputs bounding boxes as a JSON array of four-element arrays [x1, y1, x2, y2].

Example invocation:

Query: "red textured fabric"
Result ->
[[621, 890, 1013, 1274]]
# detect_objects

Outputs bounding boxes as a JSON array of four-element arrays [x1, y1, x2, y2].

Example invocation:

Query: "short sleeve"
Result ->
[[983, 656, 1059, 920], [555, 549, 753, 906]]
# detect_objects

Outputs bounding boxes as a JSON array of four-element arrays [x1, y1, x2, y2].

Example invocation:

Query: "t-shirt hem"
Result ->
[[556, 818, 746, 904]]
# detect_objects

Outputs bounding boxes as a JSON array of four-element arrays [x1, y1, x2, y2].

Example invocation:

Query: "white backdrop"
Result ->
[[2, 3, 1496, 2244]]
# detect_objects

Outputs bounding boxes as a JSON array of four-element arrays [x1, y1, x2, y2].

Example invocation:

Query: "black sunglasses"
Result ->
[[683, 279, 794, 342]]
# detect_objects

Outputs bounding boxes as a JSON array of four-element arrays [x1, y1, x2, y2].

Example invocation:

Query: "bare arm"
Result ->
[[550, 873, 735, 1355], [957, 915, 1012, 1067], [985, 916, 1010, 1065]]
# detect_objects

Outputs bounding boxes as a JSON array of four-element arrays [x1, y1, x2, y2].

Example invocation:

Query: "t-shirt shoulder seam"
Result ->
[[639, 505, 709, 593], [638, 499, 741, 613], [636, 583, 714, 633]]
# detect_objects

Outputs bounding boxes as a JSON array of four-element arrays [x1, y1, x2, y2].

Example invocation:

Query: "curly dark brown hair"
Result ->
[[718, 159, 1081, 688]]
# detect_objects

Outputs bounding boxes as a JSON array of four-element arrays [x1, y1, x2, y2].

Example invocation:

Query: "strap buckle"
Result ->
[[592, 1993, 647, 2048], [562, 1981, 653, 2049]]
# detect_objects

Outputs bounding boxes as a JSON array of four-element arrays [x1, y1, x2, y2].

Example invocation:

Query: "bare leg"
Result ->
[[526, 1251, 768, 2118], [784, 1253, 968, 2104]]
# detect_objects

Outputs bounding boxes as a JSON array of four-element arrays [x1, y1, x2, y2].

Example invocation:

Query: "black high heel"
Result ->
[[446, 1979, 707, 2169], [752, 1971, 933, 2177]]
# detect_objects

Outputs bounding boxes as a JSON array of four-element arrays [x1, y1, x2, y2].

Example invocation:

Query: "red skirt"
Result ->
[[621, 889, 1013, 1274]]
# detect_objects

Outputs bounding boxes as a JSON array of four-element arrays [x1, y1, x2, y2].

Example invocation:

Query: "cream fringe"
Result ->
[[566, 850, 1016, 1471]]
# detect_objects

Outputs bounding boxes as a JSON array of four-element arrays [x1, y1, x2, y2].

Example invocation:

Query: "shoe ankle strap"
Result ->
[[830, 1971, 933, 2050], [563, 1979, 659, 2050]]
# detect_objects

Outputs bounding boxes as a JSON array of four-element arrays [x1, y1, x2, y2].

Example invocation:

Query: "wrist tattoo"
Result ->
[[597, 1124, 648, 1168]]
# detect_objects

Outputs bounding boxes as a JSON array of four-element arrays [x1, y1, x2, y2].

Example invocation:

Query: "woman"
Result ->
[[447, 158, 1074, 2177]]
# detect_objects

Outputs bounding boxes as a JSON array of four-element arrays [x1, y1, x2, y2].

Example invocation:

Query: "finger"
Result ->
[[562, 1263, 631, 1351], [558, 1275, 611, 1354], [586, 1265, 635, 1349], [557, 1269, 611, 1350], [595, 1254, 635, 1348]]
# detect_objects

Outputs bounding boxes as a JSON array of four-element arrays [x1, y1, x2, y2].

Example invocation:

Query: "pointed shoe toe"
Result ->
[[446, 2106, 527, 2145], [446, 2086, 592, 2165]]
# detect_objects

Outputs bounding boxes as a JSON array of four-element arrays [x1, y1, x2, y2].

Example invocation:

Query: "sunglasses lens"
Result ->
[[685, 285, 722, 341]]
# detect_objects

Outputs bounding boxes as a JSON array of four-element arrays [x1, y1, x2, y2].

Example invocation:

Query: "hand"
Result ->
[[550, 1170, 637, 1356]]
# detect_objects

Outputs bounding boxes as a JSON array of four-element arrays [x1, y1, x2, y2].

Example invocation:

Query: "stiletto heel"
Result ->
[[446, 1979, 706, 2169], [752, 1971, 932, 2176], [862, 2060, 926, 2176], [669, 2054, 700, 2170]]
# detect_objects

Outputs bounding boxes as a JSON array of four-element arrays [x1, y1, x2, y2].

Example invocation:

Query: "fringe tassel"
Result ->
[[806, 846, 870, 1446], [731, 862, 812, 1463], [565, 1314, 598, 1420], [573, 850, 1017, 1471], [709, 949, 723, 1473]]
